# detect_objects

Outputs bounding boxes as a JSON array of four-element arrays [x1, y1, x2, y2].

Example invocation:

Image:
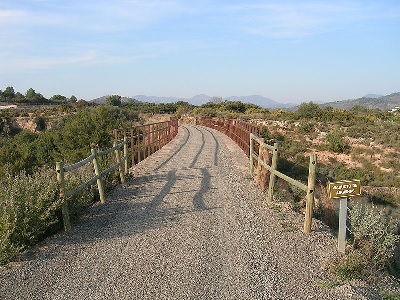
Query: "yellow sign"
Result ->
[[327, 180, 361, 199]]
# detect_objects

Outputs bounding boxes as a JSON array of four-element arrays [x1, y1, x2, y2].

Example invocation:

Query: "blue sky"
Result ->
[[1, 0, 399, 103]]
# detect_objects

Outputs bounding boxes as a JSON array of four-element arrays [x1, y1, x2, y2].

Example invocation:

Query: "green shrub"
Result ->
[[326, 130, 350, 154], [63, 163, 97, 222], [334, 251, 366, 281], [298, 121, 315, 134], [0, 168, 60, 264], [33, 116, 46, 131], [348, 202, 400, 270]]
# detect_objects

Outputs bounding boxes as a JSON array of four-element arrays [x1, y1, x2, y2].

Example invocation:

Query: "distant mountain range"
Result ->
[[320, 92, 400, 110], [91, 92, 400, 111], [92, 94, 292, 108]]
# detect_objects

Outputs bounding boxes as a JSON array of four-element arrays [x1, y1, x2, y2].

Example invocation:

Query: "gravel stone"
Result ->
[[0, 125, 381, 299]]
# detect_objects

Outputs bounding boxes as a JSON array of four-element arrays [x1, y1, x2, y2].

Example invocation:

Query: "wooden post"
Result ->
[[130, 127, 135, 167], [91, 148, 106, 204], [123, 136, 128, 173], [167, 121, 171, 142], [137, 128, 141, 163], [267, 142, 279, 204], [304, 153, 317, 234], [56, 162, 71, 231], [146, 125, 150, 159], [338, 197, 348, 253], [249, 134, 254, 176], [150, 124, 154, 155], [114, 141, 125, 184]]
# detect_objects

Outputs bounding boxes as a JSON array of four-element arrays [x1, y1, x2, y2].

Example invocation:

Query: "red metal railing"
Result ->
[[113, 118, 178, 168], [195, 117, 261, 157]]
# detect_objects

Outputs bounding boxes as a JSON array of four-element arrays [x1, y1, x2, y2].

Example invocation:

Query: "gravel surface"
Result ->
[[0, 125, 382, 299]]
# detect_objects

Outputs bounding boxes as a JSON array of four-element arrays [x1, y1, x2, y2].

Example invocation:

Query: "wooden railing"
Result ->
[[56, 118, 179, 231], [194, 116, 317, 233], [195, 117, 261, 157], [250, 134, 317, 233], [113, 118, 179, 166], [56, 139, 128, 231]]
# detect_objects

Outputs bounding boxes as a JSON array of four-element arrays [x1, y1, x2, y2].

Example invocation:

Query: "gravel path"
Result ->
[[0, 125, 380, 299]]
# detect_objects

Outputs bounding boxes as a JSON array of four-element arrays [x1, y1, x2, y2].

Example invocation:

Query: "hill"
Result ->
[[320, 92, 400, 110], [223, 95, 292, 108], [91, 94, 290, 108]]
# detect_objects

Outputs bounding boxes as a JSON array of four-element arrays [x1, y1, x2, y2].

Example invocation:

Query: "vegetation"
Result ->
[[348, 202, 399, 270], [0, 168, 59, 264], [0, 87, 195, 263], [188, 99, 400, 284], [1, 87, 400, 291]]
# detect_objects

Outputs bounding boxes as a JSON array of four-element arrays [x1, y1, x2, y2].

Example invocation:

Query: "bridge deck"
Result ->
[[0, 125, 365, 299]]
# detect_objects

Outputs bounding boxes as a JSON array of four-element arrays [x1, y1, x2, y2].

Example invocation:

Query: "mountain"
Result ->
[[188, 94, 212, 106], [363, 94, 383, 99], [118, 94, 287, 108], [91, 96, 137, 104], [223, 95, 290, 108], [90, 94, 294, 109], [133, 95, 182, 103], [320, 92, 400, 110]]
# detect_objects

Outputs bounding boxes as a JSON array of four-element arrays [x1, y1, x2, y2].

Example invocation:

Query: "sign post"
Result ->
[[337, 197, 348, 253], [327, 180, 361, 253]]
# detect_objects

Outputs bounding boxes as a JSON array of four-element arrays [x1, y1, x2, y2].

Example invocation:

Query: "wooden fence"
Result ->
[[250, 134, 317, 233], [113, 118, 179, 166], [195, 117, 317, 233], [195, 117, 261, 157], [56, 140, 128, 231], [56, 118, 179, 231]]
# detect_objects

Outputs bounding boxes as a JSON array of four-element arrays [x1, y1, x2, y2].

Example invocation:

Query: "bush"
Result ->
[[334, 251, 366, 281], [0, 168, 60, 264], [326, 130, 350, 154], [348, 202, 400, 270], [63, 163, 98, 222], [34, 116, 46, 131]]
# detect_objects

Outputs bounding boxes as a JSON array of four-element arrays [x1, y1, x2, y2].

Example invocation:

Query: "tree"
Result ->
[[69, 95, 77, 103], [24, 88, 47, 104], [2, 86, 15, 101], [296, 102, 322, 120], [223, 101, 246, 113], [14, 92, 25, 102], [50, 94, 67, 103], [106, 95, 122, 107], [25, 88, 36, 100]]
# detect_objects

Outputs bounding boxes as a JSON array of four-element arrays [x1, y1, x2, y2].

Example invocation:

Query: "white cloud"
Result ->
[[65, 0, 185, 32], [0, 52, 99, 71], [0, 9, 26, 22], [222, 1, 400, 38]]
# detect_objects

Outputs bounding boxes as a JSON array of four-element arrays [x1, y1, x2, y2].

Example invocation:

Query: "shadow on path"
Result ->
[[202, 127, 220, 166], [193, 168, 211, 211], [146, 170, 176, 211], [189, 127, 205, 168], [154, 126, 190, 171]]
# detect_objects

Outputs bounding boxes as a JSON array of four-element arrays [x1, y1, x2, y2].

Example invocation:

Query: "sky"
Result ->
[[1, 0, 399, 104]]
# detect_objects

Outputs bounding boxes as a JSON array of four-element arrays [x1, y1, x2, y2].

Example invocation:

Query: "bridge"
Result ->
[[0, 124, 369, 299]]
